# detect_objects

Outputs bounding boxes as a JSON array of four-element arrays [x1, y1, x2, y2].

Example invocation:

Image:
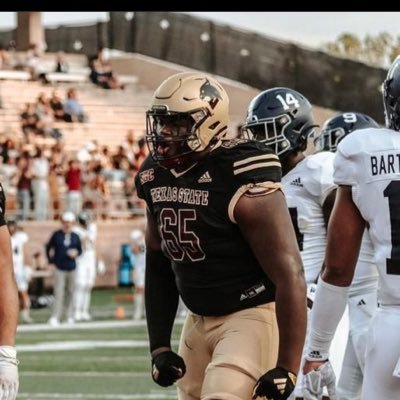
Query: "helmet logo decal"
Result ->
[[200, 79, 222, 110], [276, 93, 300, 110]]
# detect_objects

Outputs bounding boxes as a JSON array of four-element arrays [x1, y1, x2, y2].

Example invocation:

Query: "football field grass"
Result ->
[[17, 288, 184, 400]]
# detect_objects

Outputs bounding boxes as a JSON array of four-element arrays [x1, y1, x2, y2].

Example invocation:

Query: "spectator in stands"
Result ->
[[36, 104, 57, 138], [63, 88, 88, 123], [26, 44, 49, 84], [16, 155, 32, 221], [89, 47, 125, 90], [77, 141, 97, 164], [54, 51, 69, 73], [0, 151, 19, 195], [124, 164, 140, 213], [8, 220, 32, 323], [0, 137, 17, 161], [50, 141, 67, 167], [46, 211, 82, 326], [99, 146, 113, 171], [49, 91, 65, 121], [82, 164, 109, 219], [20, 103, 40, 140], [112, 145, 130, 170], [122, 130, 137, 164], [133, 137, 148, 168], [48, 161, 63, 220], [31, 147, 49, 220], [65, 159, 82, 216], [35, 93, 49, 118], [0, 42, 12, 70]]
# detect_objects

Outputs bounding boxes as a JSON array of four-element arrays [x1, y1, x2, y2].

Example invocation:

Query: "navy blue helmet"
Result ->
[[319, 112, 379, 152], [383, 56, 400, 131], [242, 87, 316, 157]]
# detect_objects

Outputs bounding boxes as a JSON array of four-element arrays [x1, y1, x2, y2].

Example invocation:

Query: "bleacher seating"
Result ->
[[0, 78, 150, 152]]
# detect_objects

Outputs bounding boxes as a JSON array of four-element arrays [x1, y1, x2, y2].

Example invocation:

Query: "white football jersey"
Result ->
[[73, 223, 97, 253], [283, 151, 378, 291], [335, 127, 400, 304], [11, 231, 28, 269], [282, 151, 336, 283]]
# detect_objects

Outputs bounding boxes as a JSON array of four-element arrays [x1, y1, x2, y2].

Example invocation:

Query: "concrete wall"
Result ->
[[110, 52, 336, 129]]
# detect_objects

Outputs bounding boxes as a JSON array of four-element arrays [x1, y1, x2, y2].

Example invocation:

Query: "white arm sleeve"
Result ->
[[306, 278, 349, 361]]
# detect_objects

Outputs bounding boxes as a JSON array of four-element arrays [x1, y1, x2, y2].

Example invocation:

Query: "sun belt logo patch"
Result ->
[[139, 169, 154, 185]]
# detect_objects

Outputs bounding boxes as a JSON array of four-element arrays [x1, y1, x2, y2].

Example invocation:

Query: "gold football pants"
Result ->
[[177, 302, 278, 400]]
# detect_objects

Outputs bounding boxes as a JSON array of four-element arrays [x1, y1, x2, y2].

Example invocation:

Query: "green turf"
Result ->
[[17, 288, 184, 399], [28, 288, 135, 324]]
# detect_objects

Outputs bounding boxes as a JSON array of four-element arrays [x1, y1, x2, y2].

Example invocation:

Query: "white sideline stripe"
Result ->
[[21, 371, 148, 377], [17, 318, 185, 333], [18, 393, 176, 399], [17, 340, 179, 352], [17, 320, 143, 332], [22, 356, 149, 362]]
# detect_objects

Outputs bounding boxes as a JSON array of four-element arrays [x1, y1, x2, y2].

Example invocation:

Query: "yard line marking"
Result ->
[[21, 355, 149, 362], [17, 340, 179, 352], [18, 318, 185, 333], [20, 371, 148, 377], [18, 393, 176, 399]]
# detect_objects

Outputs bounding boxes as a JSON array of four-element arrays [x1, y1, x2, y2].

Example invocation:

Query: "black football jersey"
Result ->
[[135, 139, 282, 316]]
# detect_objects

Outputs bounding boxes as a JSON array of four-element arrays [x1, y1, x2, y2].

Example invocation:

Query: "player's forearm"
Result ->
[[0, 281, 18, 345], [275, 271, 307, 373], [145, 249, 179, 353], [306, 278, 349, 361]]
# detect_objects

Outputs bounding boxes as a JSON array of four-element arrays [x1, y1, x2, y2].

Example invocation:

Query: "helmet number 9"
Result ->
[[342, 113, 357, 123], [276, 93, 300, 111]]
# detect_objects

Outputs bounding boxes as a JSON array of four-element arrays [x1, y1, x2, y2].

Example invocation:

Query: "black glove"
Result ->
[[151, 350, 186, 387], [252, 366, 297, 400]]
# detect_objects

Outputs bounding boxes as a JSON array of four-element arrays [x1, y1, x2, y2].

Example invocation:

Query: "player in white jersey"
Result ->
[[318, 112, 380, 399], [7, 220, 31, 324], [303, 56, 400, 400], [131, 229, 146, 320], [242, 87, 347, 399], [73, 211, 97, 321]]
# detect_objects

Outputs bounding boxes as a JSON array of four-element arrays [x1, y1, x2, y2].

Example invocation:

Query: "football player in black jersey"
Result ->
[[0, 184, 20, 400], [135, 72, 307, 400]]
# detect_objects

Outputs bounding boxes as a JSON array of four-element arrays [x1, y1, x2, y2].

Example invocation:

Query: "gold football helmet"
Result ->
[[146, 72, 229, 169]]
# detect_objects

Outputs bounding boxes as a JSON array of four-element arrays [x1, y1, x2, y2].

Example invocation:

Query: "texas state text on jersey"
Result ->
[[135, 139, 281, 316]]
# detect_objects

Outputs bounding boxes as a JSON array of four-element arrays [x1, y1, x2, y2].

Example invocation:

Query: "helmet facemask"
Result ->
[[383, 78, 400, 131], [243, 112, 315, 157], [318, 127, 345, 152], [146, 73, 229, 170], [146, 107, 214, 169], [242, 113, 293, 155]]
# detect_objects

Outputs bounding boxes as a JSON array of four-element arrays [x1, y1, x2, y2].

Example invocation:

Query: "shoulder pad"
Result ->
[[216, 140, 282, 185], [302, 152, 336, 202]]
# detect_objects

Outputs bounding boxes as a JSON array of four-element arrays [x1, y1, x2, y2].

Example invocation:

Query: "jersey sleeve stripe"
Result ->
[[233, 153, 279, 167], [233, 161, 281, 175]]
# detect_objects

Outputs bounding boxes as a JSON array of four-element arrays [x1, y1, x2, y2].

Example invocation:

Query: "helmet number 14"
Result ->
[[276, 93, 300, 110]]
